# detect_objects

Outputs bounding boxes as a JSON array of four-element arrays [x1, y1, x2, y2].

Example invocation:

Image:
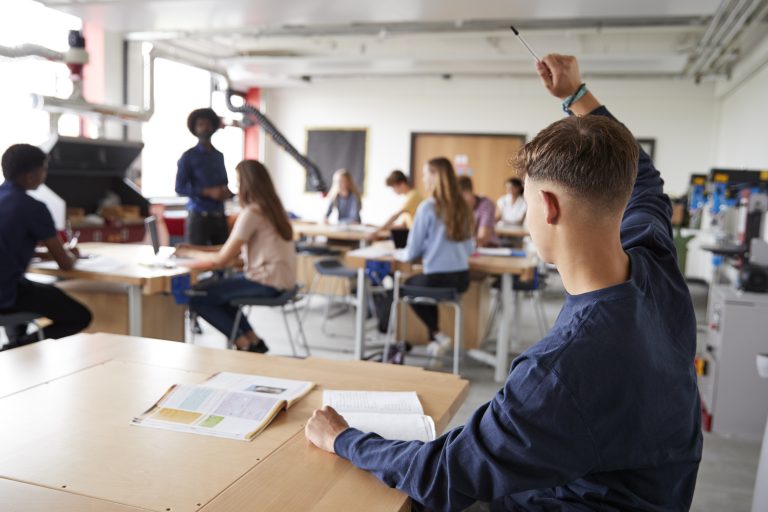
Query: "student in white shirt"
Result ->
[[496, 177, 527, 225]]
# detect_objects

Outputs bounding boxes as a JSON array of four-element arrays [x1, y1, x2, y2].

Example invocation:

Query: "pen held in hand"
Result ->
[[510, 25, 540, 63]]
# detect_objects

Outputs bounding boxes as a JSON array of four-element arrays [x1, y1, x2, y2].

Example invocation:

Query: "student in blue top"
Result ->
[[399, 156, 474, 358], [0, 144, 91, 351], [323, 169, 362, 224], [305, 54, 702, 511], [175, 107, 233, 245]]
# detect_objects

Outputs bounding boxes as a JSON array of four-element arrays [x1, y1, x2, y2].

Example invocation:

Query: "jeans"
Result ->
[[189, 273, 280, 339], [186, 211, 228, 245], [404, 270, 469, 339], [0, 279, 92, 348]]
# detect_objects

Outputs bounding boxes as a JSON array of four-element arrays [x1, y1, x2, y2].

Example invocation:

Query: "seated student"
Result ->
[[457, 175, 498, 247], [323, 169, 362, 224], [496, 177, 527, 225], [395, 157, 473, 358], [177, 160, 296, 353], [0, 144, 91, 350], [305, 54, 702, 511], [367, 170, 422, 241]]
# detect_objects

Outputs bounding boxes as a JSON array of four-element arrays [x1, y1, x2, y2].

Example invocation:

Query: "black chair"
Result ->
[[0, 312, 45, 349], [384, 271, 465, 375], [228, 285, 310, 357]]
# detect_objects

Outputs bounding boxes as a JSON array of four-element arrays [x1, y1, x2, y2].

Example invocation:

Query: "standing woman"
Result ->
[[178, 160, 296, 353], [401, 157, 474, 356], [323, 169, 362, 224]]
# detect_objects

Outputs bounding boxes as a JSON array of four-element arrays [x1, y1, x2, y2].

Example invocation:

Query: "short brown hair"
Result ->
[[385, 170, 408, 187], [514, 115, 638, 213], [456, 175, 473, 193]]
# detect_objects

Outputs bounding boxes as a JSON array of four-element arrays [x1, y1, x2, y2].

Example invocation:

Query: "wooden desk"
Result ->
[[27, 243, 189, 341], [495, 224, 529, 239], [0, 333, 468, 512], [346, 243, 536, 382], [292, 221, 382, 244]]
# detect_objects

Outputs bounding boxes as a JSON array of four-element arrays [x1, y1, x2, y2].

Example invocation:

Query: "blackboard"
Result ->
[[305, 129, 367, 193]]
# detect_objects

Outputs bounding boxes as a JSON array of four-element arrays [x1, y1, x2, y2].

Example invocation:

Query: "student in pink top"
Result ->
[[177, 160, 297, 353]]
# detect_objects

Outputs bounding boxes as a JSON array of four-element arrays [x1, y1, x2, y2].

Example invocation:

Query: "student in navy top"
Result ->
[[175, 108, 233, 245], [323, 169, 362, 224], [305, 54, 702, 511], [0, 144, 91, 350], [399, 157, 474, 358]]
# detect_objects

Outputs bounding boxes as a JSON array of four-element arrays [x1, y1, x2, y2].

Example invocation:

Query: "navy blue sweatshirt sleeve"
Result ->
[[588, 106, 675, 256], [334, 358, 599, 512]]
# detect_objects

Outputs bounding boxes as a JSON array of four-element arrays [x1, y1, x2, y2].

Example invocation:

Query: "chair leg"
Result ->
[[290, 302, 311, 357], [301, 274, 322, 323], [480, 290, 500, 347], [32, 320, 45, 342], [452, 302, 464, 375], [382, 271, 402, 363], [229, 308, 243, 350], [280, 305, 298, 357], [187, 310, 197, 344]]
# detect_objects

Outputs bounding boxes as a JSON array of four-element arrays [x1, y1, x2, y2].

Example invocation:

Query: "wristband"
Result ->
[[561, 83, 587, 113]]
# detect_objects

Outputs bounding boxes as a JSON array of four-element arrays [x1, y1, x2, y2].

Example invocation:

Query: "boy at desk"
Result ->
[[306, 54, 702, 511], [366, 170, 423, 241], [0, 144, 91, 351]]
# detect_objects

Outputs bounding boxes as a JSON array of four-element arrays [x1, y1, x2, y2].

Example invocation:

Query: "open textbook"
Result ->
[[133, 372, 314, 441], [324, 390, 436, 442]]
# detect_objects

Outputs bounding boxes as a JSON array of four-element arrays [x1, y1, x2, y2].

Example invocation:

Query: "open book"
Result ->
[[132, 372, 314, 441], [324, 390, 436, 442]]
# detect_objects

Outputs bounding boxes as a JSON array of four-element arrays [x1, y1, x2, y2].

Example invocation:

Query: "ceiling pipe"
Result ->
[[688, 0, 758, 77], [30, 45, 157, 124], [698, 0, 765, 74], [0, 43, 65, 61]]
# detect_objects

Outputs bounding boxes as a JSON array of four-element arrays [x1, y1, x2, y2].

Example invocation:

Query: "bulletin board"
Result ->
[[410, 132, 526, 201], [305, 128, 367, 192]]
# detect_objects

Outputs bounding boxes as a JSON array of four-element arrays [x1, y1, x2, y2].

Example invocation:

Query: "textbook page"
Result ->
[[324, 390, 436, 442], [133, 384, 286, 440], [203, 372, 314, 407]]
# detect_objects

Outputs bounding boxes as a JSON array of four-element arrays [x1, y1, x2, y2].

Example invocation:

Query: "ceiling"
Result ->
[[40, 0, 768, 88]]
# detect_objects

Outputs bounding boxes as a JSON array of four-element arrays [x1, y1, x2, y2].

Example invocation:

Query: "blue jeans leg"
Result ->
[[189, 274, 280, 339]]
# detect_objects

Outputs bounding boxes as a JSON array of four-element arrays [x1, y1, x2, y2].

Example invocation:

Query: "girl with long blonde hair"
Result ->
[[323, 169, 362, 224], [178, 159, 297, 353], [398, 157, 474, 361]]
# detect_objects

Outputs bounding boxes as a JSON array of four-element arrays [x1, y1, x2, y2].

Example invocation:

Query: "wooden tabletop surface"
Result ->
[[0, 333, 468, 512], [27, 243, 189, 294]]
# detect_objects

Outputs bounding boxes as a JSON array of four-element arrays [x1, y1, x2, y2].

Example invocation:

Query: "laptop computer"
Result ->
[[142, 216, 177, 267]]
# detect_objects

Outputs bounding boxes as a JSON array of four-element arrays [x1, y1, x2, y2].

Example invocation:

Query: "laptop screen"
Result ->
[[145, 216, 160, 255]]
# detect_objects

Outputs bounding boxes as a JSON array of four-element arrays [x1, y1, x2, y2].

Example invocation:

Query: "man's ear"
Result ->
[[539, 189, 560, 225]]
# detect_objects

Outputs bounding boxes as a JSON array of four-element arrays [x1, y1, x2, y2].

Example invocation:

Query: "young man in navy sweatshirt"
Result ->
[[305, 54, 702, 511]]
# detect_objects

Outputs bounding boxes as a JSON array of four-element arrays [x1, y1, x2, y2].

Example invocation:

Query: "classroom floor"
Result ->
[[1, 276, 759, 511]]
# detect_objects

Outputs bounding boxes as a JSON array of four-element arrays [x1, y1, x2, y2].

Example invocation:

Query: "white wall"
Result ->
[[715, 61, 768, 169], [262, 76, 717, 224]]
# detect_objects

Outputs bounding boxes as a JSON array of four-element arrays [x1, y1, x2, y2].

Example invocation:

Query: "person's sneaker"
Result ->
[[426, 333, 451, 369], [248, 339, 269, 354]]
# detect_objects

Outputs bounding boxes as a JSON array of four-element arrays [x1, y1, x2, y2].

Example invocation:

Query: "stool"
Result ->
[[384, 271, 464, 375], [0, 312, 45, 348], [304, 258, 363, 336], [229, 285, 309, 357], [481, 267, 549, 347]]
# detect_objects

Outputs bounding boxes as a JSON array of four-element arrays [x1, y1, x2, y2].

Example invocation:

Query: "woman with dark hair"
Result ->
[[177, 160, 296, 353], [399, 157, 474, 359], [496, 177, 527, 225], [175, 107, 233, 245]]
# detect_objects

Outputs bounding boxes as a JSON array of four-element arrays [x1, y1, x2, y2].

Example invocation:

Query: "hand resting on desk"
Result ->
[[305, 406, 350, 453]]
